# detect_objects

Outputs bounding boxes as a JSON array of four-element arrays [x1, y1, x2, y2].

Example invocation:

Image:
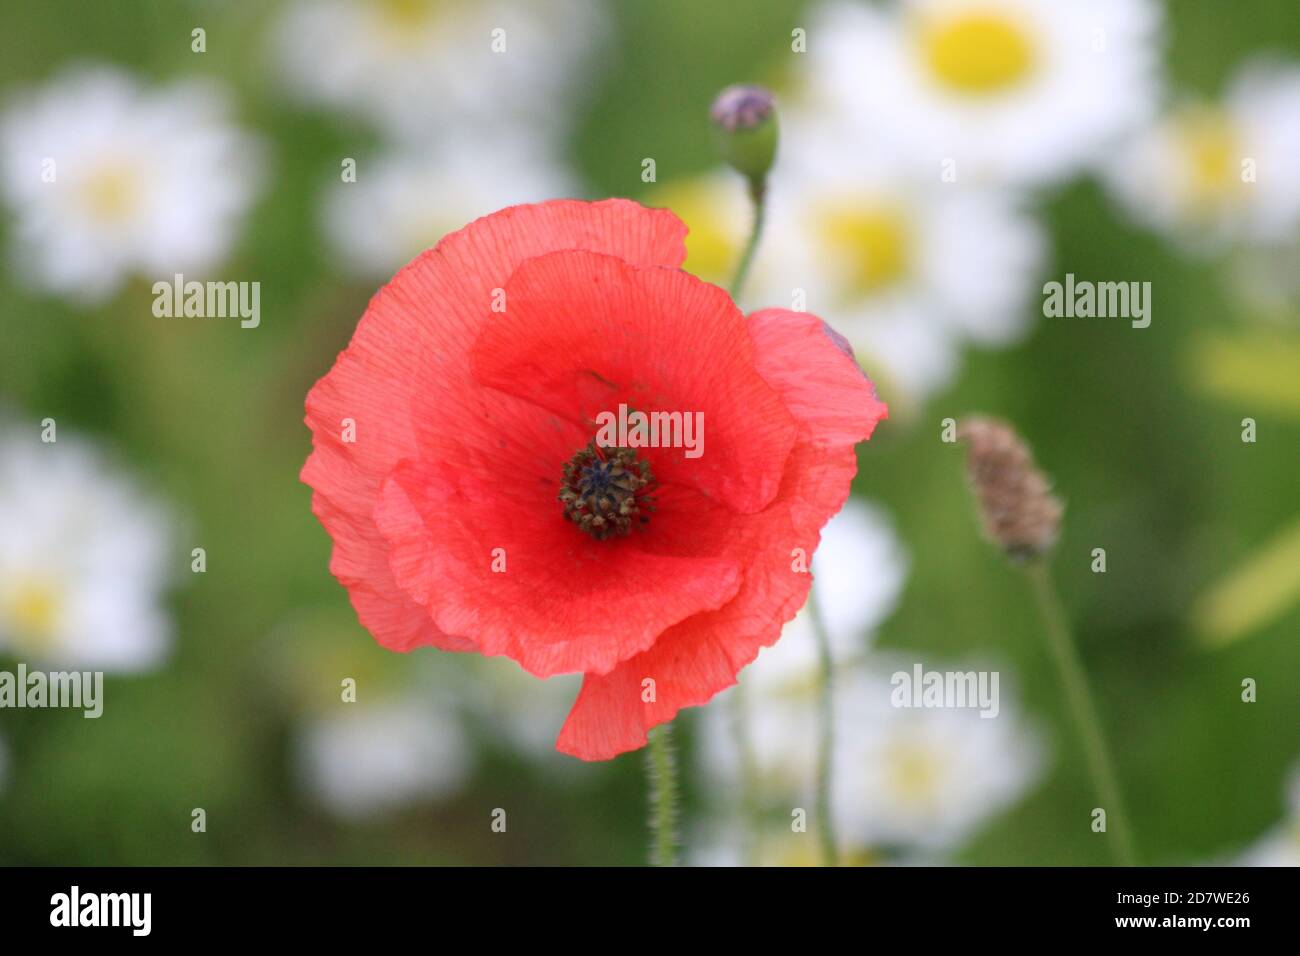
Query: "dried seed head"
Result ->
[[957, 416, 1062, 560]]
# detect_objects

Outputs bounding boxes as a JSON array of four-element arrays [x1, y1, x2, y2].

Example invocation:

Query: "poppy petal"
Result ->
[[374, 453, 744, 678], [303, 200, 688, 654], [471, 250, 800, 515], [556, 309, 885, 758]]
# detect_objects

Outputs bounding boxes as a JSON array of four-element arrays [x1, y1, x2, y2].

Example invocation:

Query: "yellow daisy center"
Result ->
[[378, 0, 436, 27], [79, 162, 141, 223], [816, 202, 912, 296], [885, 742, 946, 803], [3, 577, 63, 648], [371, 0, 446, 48], [1174, 107, 1246, 206], [920, 11, 1037, 95]]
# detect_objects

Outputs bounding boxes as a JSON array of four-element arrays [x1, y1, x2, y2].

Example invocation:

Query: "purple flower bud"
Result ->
[[709, 84, 776, 133], [709, 85, 778, 185]]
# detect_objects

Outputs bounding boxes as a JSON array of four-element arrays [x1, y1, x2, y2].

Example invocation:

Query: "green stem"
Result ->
[[1025, 561, 1136, 867], [807, 587, 840, 866], [646, 723, 679, 866], [731, 682, 763, 865], [728, 179, 768, 302]]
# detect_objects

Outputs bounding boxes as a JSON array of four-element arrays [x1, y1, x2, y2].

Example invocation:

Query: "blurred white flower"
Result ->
[[700, 499, 908, 794], [271, 0, 606, 143], [690, 821, 834, 867], [805, 0, 1162, 187], [699, 675, 819, 800], [656, 137, 1045, 406], [324, 139, 574, 278], [1104, 61, 1300, 250], [0, 65, 262, 303], [296, 697, 470, 819], [449, 656, 581, 762], [755, 118, 1047, 403], [0, 424, 173, 672], [1238, 764, 1300, 866], [832, 662, 1044, 855], [751, 498, 910, 697], [848, 313, 962, 408]]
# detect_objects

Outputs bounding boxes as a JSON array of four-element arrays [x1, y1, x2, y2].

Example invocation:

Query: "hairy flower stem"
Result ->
[[728, 180, 768, 303], [807, 588, 840, 866], [1025, 561, 1136, 867], [646, 723, 679, 866]]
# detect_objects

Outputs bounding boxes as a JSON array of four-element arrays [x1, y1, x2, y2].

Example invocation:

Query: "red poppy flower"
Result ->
[[302, 199, 886, 760]]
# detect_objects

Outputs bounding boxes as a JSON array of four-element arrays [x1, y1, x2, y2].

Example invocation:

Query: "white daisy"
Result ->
[[425, 653, 584, 763], [651, 173, 938, 407], [0, 423, 173, 672], [750, 498, 910, 698], [1238, 764, 1300, 866], [699, 499, 909, 794], [1104, 61, 1300, 249], [0, 65, 262, 303], [654, 121, 1045, 405], [805, 0, 1163, 187], [690, 820, 846, 867], [754, 115, 1047, 404], [271, 0, 606, 143], [324, 138, 575, 279], [832, 661, 1044, 855], [296, 696, 470, 819], [476, 669, 582, 763]]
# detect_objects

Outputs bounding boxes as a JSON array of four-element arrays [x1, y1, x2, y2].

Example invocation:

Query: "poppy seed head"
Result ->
[[559, 442, 656, 540], [957, 416, 1062, 560]]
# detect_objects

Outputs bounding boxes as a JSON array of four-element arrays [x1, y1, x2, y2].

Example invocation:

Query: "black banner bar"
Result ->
[[0, 865, 1280, 941]]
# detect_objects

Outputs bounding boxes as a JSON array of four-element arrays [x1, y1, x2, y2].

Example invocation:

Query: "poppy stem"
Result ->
[[646, 723, 679, 866], [728, 180, 768, 303], [807, 586, 840, 866], [1025, 560, 1137, 866]]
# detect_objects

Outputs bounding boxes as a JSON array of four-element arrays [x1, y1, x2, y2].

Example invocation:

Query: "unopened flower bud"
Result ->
[[709, 84, 778, 188], [958, 417, 1063, 560]]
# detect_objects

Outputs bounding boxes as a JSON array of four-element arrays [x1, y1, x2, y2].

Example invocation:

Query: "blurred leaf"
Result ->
[[1189, 328, 1300, 417], [1195, 516, 1300, 647]]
